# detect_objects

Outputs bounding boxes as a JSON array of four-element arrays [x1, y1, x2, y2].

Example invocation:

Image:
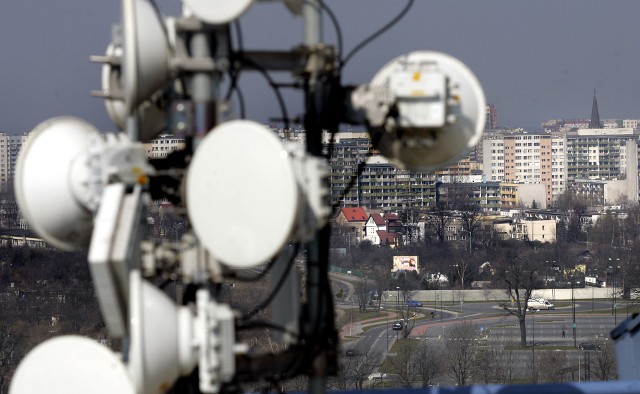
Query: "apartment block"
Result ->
[[0, 134, 8, 186], [0, 132, 28, 191], [483, 132, 554, 205], [565, 128, 637, 182], [143, 134, 186, 159], [498, 183, 547, 209], [324, 133, 438, 213], [551, 133, 568, 201], [437, 181, 502, 212]]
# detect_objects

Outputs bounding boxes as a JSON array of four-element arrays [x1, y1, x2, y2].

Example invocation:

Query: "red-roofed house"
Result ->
[[334, 207, 369, 243], [336, 207, 369, 225], [364, 213, 404, 246]]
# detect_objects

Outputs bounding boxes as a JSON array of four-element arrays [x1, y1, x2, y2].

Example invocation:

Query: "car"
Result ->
[[579, 342, 603, 351], [345, 348, 359, 357], [391, 321, 404, 330], [368, 373, 387, 381], [406, 300, 423, 307], [527, 298, 554, 310]]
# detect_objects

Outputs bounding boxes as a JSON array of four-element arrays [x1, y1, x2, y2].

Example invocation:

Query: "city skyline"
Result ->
[[2, 1, 640, 134]]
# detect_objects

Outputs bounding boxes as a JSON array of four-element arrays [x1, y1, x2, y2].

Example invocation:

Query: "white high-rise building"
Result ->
[[483, 132, 554, 206], [0, 132, 28, 191]]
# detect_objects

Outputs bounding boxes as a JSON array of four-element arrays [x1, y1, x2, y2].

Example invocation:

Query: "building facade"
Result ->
[[483, 128, 640, 205], [143, 134, 186, 159], [437, 181, 501, 212], [0, 132, 29, 191], [325, 133, 439, 213], [565, 128, 638, 182], [483, 132, 554, 205]]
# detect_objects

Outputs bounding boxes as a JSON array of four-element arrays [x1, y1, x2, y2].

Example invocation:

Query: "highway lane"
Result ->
[[343, 300, 623, 359], [340, 300, 622, 386]]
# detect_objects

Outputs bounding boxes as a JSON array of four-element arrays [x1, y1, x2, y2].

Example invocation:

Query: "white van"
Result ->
[[527, 298, 554, 310]]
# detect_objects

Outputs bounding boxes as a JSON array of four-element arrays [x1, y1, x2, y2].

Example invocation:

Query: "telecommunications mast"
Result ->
[[10, 1, 485, 393]]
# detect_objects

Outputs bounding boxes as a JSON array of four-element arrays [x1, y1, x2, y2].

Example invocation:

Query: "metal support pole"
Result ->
[[303, 0, 322, 46], [302, 4, 333, 394], [571, 276, 578, 347], [614, 269, 618, 325], [189, 29, 224, 147], [532, 312, 535, 382]]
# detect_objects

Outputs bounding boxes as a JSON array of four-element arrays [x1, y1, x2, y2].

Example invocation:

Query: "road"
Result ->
[[342, 299, 623, 386]]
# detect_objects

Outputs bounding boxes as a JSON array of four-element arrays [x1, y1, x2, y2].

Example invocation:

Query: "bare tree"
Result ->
[[369, 266, 393, 313], [459, 201, 483, 254], [590, 211, 624, 247], [424, 202, 452, 245], [444, 321, 480, 386], [623, 203, 640, 245], [538, 350, 569, 383], [496, 242, 542, 346], [345, 349, 383, 390], [353, 278, 371, 312], [411, 340, 444, 387], [473, 340, 515, 384], [488, 334, 519, 384], [386, 339, 418, 388], [590, 343, 617, 381]]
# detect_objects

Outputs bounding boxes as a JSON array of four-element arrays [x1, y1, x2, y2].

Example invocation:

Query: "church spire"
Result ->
[[590, 89, 601, 128]]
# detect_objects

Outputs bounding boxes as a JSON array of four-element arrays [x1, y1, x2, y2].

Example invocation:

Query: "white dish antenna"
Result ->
[[14, 117, 99, 250], [182, 0, 255, 24], [356, 51, 486, 172], [9, 336, 134, 394], [186, 120, 300, 268], [123, 0, 170, 115]]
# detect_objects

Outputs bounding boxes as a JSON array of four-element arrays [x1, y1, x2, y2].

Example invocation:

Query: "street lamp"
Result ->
[[396, 286, 400, 340], [571, 274, 577, 348], [609, 259, 620, 324], [613, 267, 617, 325], [386, 312, 389, 352]]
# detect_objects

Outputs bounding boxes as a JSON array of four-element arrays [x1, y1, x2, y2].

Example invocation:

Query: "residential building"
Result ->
[[483, 125, 640, 205], [623, 119, 640, 130], [551, 133, 568, 201], [0, 132, 29, 191], [334, 207, 368, 244], [482, 132, 555, 205], [542, 119, 590, 133], [363, 212, 403, 246], [324, 133, 439, 213], [0, 134, 8, 187], [512, 218, 556, 243], [499, 183, 547, 209], [437, 181, 501, 212], [492, 217, 556, 243], [144, 134, 186, 159], [565, 128, 639, 202]]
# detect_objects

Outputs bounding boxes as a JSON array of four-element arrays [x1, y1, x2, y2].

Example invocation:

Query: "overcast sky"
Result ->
[[2, 1, 640, 134]]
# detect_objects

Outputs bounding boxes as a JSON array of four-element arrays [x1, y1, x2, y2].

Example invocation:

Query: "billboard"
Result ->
[[392, 256, 419, 273]]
